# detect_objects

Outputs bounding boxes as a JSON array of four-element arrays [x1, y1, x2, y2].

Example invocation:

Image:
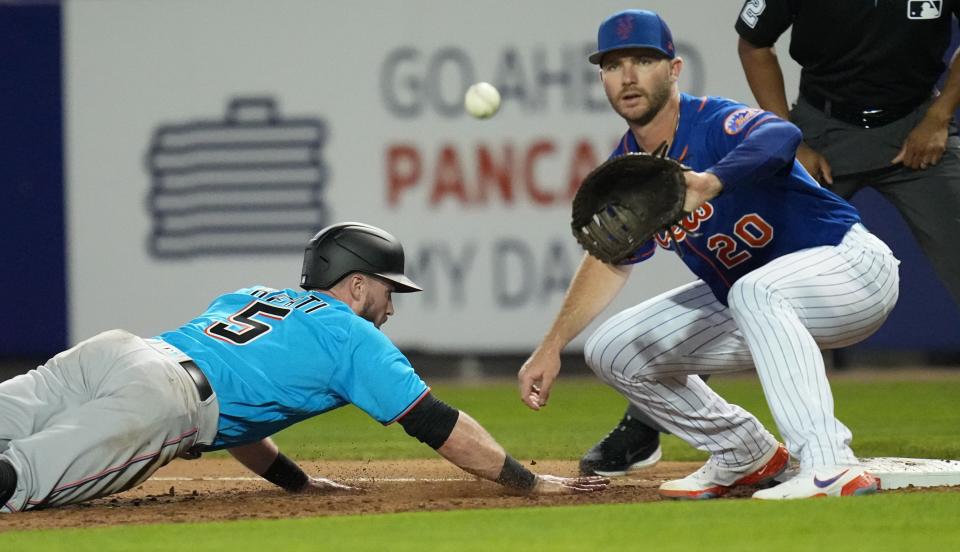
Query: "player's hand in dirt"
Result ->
[[532, 474, 610, 494], [518, 347, 562, 411], [295, 476, 358, 494]]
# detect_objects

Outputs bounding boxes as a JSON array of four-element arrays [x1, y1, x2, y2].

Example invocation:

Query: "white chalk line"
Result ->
[[152, 476, 470, 483], [150, 476, 649, 486]]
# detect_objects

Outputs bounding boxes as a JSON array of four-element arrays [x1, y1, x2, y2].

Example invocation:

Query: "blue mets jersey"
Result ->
[[157, 287, 429, 450], [613, 93, 860, 304]]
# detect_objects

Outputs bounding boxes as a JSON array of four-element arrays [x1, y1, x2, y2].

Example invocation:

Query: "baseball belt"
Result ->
[[180, 360, 213, 402], [800, 90, 920, 128], [144, 337, 214, 402]]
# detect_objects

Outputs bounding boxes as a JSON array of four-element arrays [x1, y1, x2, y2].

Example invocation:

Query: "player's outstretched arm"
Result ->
[[437, 410, 609, 494], [398, 394, 609, 494], [227, 437, 356, 494], [518, 253, 631, 410]]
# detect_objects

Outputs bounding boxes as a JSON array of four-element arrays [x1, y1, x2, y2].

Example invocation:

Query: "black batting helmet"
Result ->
[[300, 222, 422, 293]]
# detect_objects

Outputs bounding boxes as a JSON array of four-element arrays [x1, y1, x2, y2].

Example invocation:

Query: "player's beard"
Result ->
[[615, 77, 672, 127], [358, 294, 386, 328]]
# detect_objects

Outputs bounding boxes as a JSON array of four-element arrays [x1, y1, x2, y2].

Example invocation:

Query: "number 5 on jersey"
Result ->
[[205, 301, 291, 345]]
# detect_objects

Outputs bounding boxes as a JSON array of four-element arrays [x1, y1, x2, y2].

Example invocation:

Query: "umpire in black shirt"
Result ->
[[736, 0, 960, 308]]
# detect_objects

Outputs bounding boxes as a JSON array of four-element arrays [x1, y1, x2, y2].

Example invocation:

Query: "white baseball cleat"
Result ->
[[752, 465, 880, 500], [659, 443, 789, 500]]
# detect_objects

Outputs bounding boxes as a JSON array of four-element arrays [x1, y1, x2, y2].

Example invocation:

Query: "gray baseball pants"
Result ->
[[792, 96, 960, 307], [0, 329, 219, 511]]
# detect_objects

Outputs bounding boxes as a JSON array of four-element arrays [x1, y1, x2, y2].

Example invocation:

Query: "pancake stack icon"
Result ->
[[146, 97, 329, 257]]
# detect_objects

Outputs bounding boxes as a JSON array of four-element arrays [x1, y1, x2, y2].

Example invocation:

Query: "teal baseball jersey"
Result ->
[[158, 286, 429, 450]]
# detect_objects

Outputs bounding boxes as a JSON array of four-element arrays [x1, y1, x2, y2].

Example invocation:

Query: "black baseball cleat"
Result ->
[[0, 459, 16, 506], [579, 413, 662, 476]]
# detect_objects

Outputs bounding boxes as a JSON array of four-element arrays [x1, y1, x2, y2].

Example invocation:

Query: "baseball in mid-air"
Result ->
[[464, 82, 501, 119]]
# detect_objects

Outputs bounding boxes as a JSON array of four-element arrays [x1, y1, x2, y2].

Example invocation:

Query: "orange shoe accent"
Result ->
[[734, 444, 789, 487], [658, 485, 730, 500], [840, 473, 880, 496]]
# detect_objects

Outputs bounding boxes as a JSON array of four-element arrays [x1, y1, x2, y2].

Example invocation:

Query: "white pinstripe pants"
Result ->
[[584, 224, 899, 471]]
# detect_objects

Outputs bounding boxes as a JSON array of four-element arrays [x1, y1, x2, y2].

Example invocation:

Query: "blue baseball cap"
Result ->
[[588, 9, 675, 65]]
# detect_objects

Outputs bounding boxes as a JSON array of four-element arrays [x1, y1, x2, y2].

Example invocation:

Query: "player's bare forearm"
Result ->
[[227, 437, 355, 494], [737, 38, 790, 119], [436, 410, 609, 495], [518, 254, 631, 409], [436, 410, 508, 481], [227, 437, 280, 475], [538, 253, 632, 352]]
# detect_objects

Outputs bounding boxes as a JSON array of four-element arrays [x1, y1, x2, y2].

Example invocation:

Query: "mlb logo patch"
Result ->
[[908, 0, 942, 19]]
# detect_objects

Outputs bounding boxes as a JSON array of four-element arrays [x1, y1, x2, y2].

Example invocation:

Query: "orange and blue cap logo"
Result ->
[[616, 15, 635, 40]]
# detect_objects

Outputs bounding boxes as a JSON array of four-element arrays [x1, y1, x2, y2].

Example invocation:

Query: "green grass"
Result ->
[[3, 373, 959, 550], [267, 375, 960, 462], [3, 493, 959, 551]]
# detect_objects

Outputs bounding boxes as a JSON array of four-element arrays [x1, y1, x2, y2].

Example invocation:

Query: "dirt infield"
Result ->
[[2, 457, 958, 532], [0, 458, 695, 532]]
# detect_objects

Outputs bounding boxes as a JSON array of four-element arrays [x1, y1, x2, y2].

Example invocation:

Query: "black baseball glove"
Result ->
[[571, 147, 688, 264]]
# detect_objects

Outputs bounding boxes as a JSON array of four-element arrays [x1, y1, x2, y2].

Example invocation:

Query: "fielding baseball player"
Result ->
[[0, 223, 607, 512], [518, 10, 900, 500]]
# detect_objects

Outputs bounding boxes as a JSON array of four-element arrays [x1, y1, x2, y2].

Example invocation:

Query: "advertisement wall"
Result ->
[[65, 0, 778, 351], [0, 0, 941, 355]]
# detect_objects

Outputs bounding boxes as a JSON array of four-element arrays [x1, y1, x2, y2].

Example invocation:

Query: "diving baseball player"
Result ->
[[518, 10, 900, 500], [0, 223, 607, 511]]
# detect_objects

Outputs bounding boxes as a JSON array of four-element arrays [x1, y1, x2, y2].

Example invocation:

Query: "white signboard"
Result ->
[[66, 0, 798, 351]]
